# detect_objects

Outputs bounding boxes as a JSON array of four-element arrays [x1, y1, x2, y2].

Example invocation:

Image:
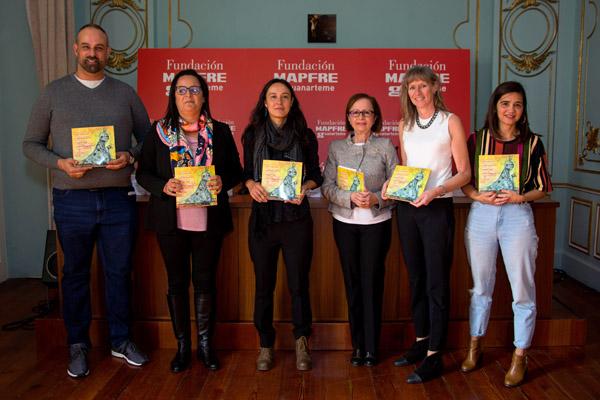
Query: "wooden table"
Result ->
[[39, 196, 585, 352]]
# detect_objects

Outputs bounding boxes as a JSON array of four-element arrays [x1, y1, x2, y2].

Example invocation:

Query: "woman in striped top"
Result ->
[[460, 81, 552, 387]]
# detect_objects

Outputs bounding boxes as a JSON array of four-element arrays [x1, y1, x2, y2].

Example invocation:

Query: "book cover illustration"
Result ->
[[261, 160, 303, 201], [337, 166, 365, 192], [175, 165, 217, 208], [478, 154, 520, 192], [71, 125, 116, 167], [385, 165, 431, 202]]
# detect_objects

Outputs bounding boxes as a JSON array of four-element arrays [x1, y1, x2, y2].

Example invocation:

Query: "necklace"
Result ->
[[415, 109, 439, 130]]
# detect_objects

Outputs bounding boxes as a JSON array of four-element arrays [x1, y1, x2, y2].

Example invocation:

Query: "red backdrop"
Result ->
[[138, 49, 470, 164]]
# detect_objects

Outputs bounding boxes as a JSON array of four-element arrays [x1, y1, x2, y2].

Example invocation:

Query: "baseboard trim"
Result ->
[[561, 251, 600, 292]]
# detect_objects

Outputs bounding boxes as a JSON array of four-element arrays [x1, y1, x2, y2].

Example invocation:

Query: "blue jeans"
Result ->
[[53, 187, 136, 347], [464, 201, 538, 349]]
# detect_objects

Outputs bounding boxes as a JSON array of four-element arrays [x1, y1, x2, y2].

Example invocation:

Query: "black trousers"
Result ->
[[249, 215, 313, 347], [396, 198, 454, 351], [156, 230, 223, 297], [333, 218, 392, 354]]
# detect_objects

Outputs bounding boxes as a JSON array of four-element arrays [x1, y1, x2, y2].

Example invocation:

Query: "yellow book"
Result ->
[[261, 160, 303, 201], [478, 154, 520, 192], [71, 125, 116, 167], [337, 166, 365, 192], [175, 165, 217, 208], [385, 165, 431, 202]]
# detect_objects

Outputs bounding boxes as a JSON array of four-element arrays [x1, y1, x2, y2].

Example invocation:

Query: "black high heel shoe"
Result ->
[[350, 349, 363, 366], [393, 338, 429, 367], [364, 352, 378, 367]]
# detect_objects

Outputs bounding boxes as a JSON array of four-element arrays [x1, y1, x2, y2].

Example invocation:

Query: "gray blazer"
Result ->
[[321, 133, 399, 218]]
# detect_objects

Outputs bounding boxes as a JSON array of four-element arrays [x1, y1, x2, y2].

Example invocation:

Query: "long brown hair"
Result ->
[[483, 81, 533, 142], [400, 66, 448, 130], [242, 78, 309, 149]]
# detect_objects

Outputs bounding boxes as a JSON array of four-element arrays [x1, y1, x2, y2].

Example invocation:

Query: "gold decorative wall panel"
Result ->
[[501, 0, 558, 73], [575, 0, 600, 173], [498, 0, 559, 174], [90, 0, 148, 75]]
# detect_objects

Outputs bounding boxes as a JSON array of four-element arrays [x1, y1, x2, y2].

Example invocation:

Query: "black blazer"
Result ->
[[137, 119, 243, 235]]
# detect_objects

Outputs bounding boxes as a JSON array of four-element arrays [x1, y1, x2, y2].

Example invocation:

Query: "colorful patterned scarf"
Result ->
[[156, 114, 214, 169]]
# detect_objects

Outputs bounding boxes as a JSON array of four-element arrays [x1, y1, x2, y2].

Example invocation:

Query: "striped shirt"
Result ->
[[468, 129, 552, 194]]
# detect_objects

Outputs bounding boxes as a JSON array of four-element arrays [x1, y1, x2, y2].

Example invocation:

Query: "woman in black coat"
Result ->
[[242, 79, 322, 372], [137, 69, 242, 373]]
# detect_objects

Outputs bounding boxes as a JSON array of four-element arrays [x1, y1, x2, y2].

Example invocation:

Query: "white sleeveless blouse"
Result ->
[[402, 111, 453, 198]]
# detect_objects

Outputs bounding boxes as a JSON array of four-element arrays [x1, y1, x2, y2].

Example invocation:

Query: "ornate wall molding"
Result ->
[[575, 0, 600, 173], [453, 0, 481, 130], [498, 0, 559, 175], [168, 0, 193, 48], [90, 0, 148, 75], [500, 0, 558, 74], [553, 182, 600, 196], [595, 204, 600, 260], [569, 197, 593, 254], [578, 121, 600, 164]]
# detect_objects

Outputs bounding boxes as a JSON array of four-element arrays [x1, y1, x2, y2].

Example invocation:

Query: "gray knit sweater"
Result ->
[[321, 134, 399, 218], [23, 74, 150, 190]]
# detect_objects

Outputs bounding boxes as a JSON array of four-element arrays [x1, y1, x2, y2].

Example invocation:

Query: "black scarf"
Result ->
[[253, 119, 304, 181]]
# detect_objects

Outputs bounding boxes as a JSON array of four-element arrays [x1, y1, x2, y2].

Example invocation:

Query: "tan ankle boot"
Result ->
[[256, 347, 274, 371], [504, 351, 527, 387], [295, 336, 312, 371], [460, 337, 482, 373]]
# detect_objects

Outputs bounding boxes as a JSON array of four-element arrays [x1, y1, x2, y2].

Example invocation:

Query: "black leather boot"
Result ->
[[394, 338, 429, 366], [166, 294, 191, 373], [407, 352, 444, 384], [195, 293, 219, 370]]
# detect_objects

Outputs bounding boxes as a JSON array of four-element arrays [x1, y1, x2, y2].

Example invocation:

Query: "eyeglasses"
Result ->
[[348, 110, 375, 118], [175, 86, 201, 96]]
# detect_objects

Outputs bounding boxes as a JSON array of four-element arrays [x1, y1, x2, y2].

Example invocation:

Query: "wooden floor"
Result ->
[[1, 275, 599, 399]]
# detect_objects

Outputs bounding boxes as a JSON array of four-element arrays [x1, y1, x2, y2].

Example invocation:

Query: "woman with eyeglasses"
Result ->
[[321, 93, 398, 367], [137, 69, 242, 373], [383, 66, 470, 383], [242, 78, 322, 372]]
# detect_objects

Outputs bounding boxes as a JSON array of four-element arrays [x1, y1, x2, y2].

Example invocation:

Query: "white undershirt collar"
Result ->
[[74, 74, 105, 89]]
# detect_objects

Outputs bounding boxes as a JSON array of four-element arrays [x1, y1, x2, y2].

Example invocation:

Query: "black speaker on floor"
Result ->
[[41, 230, 58, 286]]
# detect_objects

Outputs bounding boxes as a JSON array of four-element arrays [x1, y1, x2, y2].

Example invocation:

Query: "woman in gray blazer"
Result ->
[[321, 93, 398, 366]]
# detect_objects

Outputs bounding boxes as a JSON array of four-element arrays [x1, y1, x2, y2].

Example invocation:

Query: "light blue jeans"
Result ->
[[464, 201, 538, 349]]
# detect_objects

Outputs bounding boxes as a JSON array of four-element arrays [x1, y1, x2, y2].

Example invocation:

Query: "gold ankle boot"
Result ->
[[504, 351, 527, 387], [461, 337, 482, 373], [295, 336, 312, 371]]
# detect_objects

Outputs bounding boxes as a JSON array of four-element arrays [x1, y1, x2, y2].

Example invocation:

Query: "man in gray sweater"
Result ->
[[23, 24, 151, 378]]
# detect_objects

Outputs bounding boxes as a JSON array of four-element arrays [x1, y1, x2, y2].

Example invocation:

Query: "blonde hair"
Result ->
[[400, 65, 448, 130]]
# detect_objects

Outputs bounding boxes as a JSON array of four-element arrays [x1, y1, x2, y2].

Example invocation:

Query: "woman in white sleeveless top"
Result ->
[[384, 66, 470, 383]]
